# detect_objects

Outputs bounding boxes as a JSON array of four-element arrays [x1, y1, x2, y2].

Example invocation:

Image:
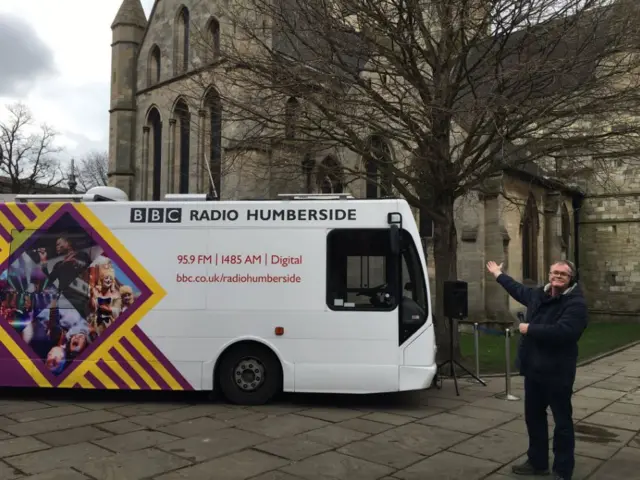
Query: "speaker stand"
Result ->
[[436, 316, 487, 396]]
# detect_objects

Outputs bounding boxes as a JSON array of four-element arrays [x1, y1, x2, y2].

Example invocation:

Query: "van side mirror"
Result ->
[[390, 225, 400, 255]]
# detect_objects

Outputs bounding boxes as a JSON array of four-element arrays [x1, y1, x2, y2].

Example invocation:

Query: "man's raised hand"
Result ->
[[486, 261, 504, 278]]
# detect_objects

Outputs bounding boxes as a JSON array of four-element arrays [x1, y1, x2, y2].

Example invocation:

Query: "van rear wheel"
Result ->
[[218, 344, 282, 405]]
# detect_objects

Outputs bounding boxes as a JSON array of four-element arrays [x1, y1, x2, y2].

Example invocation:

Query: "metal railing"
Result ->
[[448, 320, 520, 401]]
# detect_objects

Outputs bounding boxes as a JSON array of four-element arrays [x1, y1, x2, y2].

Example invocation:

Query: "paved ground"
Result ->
[[0, 346, 639, 480]]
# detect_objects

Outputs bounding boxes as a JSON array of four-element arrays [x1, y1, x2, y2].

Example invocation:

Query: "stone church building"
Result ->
[[108, 0, 640, 323]]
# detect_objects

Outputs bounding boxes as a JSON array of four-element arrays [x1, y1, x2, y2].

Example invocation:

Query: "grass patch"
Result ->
[[458, 322, 640, 375]]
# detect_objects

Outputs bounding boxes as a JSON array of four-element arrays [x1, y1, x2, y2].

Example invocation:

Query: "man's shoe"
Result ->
[[553, 474, 570, 480], [511, 460, 550, 476]]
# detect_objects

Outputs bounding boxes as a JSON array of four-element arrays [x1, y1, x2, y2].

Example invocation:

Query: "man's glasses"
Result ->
[[549, 270, 570, 278]]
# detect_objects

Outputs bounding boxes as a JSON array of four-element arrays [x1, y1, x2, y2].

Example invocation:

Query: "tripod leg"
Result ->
[[451, 359, 460, 396], [449, 318, 455, 378], [453, 359, 487, 386]]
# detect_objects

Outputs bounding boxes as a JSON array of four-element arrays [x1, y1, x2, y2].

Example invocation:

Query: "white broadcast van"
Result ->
[[1, 187, 436, 405]]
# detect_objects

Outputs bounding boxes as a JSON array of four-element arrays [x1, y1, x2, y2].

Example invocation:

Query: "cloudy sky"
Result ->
[[0, 0, 155, 162]]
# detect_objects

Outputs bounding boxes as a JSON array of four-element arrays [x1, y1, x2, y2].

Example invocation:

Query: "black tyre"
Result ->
[[218, 343, 282, 405]]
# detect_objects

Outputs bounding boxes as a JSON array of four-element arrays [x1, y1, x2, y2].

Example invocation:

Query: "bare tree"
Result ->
[[76, 151, 109, 191], [186, 0, 640, 354], [0, 102, 65, 193]]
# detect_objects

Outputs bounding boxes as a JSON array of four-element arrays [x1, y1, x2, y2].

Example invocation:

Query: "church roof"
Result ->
[[111, 0, 147, 29]]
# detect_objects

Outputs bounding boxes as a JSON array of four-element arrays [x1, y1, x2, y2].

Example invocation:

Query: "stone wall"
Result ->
[[579, 160, 640, 321], [420, 173, 576, 324]]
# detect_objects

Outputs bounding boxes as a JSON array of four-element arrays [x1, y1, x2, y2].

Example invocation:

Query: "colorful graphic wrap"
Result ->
[[0, 202, 192, 390]]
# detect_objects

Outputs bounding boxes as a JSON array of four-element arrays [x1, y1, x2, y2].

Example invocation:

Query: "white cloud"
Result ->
[[0, 0, 155, 162]]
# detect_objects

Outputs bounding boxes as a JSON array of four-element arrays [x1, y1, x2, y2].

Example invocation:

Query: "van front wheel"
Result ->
[[218, 344, 282, 405]]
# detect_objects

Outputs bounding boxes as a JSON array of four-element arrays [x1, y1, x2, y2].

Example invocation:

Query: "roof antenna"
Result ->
[[203, 153, 218, 200]]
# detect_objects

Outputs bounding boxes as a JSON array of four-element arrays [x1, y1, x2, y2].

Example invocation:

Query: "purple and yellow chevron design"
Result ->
[[0, 201, 192, 391]]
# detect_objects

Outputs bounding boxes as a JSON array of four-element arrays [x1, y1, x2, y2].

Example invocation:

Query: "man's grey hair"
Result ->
[[551, 260, 577, 280]]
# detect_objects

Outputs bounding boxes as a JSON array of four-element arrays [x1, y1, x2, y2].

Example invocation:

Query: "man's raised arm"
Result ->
[[486, 261, 535, 307]]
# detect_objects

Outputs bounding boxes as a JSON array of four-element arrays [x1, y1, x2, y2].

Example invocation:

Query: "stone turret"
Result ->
[[107, 0, 147, 198]]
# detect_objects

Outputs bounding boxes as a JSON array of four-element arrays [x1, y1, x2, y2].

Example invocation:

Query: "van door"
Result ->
[[294, 228, 399, 394], [398, 230, 429, 345]]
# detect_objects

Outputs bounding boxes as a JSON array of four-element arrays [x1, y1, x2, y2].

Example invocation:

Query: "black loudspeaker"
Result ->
[[443, 280, 468, 319]]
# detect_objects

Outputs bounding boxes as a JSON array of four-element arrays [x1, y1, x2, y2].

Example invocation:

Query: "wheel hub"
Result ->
[[234, 357, 265, 392]]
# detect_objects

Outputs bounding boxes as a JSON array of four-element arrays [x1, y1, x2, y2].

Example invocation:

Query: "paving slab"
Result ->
[[155, 449, 289, 480], [250, 473, 304, 480], [368, 423, 470, 456], [359, 412, 415, 426], [280, 451, 394, 479], [449, 428, 529, 464], [254, 436, 332, 461], [93, 429, 180, 452], [574, 387, 627, 401], [582, 411, 640, 431], [574, 423, 636, 460], [569, 395, 615, 412], [297, 425, 369, 447], [235, 414, 330, 439], [95, 419, 145, 435], [18, 469, 89, 480], [0, 437, 49, 459], [618, 390, 640, 405], [450, 405, 519, 422], [418, 412, 508, 434], [337, 439, 425, 469], [0, 404, 51, 416], [156, 417, 228, 438], [394, 451, 501, 480], [155, 405, 236, 422], [5, 442, 112, 475], [33, 426, 111, 447], [589, 447, 640, 479], [106, 404, 187, 417], [467, 397, 525, 415], [296, 408, 364, 423], [590, 379, 638, 393], [5, 406, 89, 424], [2, 411, 123, 437], [0, 460, 22, 480], [602, 401, 640, 417], [374, 405, 446, 419], [158, 427, 270, 462], [76, 447, 191, 480], [333, 418, 393, 434]]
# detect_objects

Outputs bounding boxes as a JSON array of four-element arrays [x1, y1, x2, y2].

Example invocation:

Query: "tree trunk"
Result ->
[[432, 195, 461, 363]]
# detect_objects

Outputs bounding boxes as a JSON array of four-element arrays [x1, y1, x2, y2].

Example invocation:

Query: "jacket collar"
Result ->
[[543, 282, 578, 296]]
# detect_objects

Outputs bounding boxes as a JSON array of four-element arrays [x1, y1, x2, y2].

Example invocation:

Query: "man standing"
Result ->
[[486, 260, 588, 480]]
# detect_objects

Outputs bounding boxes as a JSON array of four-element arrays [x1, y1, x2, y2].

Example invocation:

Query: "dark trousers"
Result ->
[[524, 375, 575, 478]]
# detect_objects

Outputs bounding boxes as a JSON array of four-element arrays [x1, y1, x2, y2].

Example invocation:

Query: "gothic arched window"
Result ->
[[521, 194, 539, 282], [364, 135, 393, 198], [174, 99, 191, 193], [146, 107, 163, 200], [204, 88, 222, 198]]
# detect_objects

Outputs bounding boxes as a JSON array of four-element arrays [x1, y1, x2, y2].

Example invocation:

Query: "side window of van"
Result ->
[[400, 231, 428, 315], [326, 229, 397, 311]]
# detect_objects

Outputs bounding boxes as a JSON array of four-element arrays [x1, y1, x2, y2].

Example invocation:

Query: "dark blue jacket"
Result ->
[[496, 273, 588, 385]]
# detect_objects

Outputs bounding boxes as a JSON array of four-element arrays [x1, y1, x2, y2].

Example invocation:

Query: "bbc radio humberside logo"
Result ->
[[130, 208, 182, 224]]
